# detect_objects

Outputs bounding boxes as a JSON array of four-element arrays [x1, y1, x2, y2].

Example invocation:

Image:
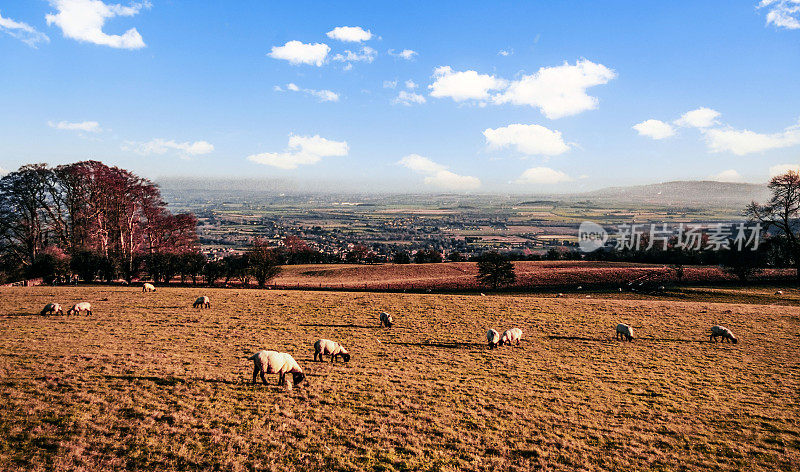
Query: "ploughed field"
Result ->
[[1, 286, 799, 471]]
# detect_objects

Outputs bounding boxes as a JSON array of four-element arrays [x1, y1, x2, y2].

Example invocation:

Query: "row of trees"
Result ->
[[0, 161, 199, 283]]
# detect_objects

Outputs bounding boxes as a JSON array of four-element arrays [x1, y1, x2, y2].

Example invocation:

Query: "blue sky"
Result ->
[[0, 1, 798, 193]]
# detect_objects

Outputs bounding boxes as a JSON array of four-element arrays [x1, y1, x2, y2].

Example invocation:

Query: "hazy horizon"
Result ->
[[2, 1, 798, 192]]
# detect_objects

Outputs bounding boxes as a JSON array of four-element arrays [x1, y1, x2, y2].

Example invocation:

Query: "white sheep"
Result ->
[[67, 302, 92, 316], [486, 329, 500, 349], [142, 283, 156, 292], [615, 323, 634, 342], [379, 312, 393, 328], [499, 328, 522, 346], [710, 325, 738, 344], [248, 350, 305, 387], [775, 290, 784, 295], [313, 339, 351, 363], [193, 296, 211, 308], [40, 303, 63, 315]]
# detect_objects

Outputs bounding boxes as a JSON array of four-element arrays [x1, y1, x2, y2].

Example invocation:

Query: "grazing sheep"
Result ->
[[313, 339, 351, 363], [499, 328, 522, 346], [486, 329, 500, 349], [40, 303, 63, 315], [142, 283, 156, 292], [615, 323, 634, 342], [379, 312, 393, 328], [775, 290, 784, 295], [556, 293, 564, 298], [248, 350, 305, 387], [710, 325, 738, 344], [193, 296, 211, 308], [67, 302, 92, 316]]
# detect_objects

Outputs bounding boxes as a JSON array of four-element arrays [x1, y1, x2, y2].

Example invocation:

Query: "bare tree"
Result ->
[[248, 238, 282, 287], [747, 170, 800, 282]]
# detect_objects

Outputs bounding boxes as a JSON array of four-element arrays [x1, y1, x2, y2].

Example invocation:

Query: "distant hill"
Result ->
[[572, 181, 771, 208]]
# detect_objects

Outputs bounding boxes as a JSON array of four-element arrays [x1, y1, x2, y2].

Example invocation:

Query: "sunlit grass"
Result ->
[[1, 286, 798, 471]]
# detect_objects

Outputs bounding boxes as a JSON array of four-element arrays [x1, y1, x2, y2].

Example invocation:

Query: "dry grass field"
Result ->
[[1, 286, 799, 471], [272, 261, 794, 291]]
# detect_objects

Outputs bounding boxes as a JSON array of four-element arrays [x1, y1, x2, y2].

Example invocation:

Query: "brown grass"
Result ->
[[1, 286, 799, 471], [271, 261, 795, 290]]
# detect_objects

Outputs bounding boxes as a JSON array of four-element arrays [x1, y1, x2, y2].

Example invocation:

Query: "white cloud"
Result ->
[[383, 80, 397, 89], [247, 134, 348, 170], [278, 83, 339, 102], [0, 166, 8, 176], [770, 163, 800, 176], [326, 26, 372, 42], [674, 107, 721, 128], [125, 138, 214, 158], [45, 0, 149, 49], [703, 122, 800, 155], [759, 0, 800, 29], [398, 154, 446, 173], [493, 60, 616, 119], [632, 119, 675, 139], [429, 66, 507, 102], [394, 90, 426, 106], [332, 46, 376, 64], [405, 80, 417, 89], [483, 123, 570, 156], [498, 49, 512, 56], [307, 89, 339, 102], [389, 49, 417, 60], [398, 154, 480, 190], [709, 169, 744, 182], [268, 40, 330, 66], [0, 11, 50, 47], [424, 170, 481, 191], [48, 120, 101, 132], [514, 167, 573, 185]]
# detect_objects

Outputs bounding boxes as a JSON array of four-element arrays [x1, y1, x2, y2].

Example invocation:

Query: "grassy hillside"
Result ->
[[269, 261, 794, 291], [1, 286, 798, 471]]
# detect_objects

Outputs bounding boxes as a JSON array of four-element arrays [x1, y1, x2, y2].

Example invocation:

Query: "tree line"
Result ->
[[0, 161, 198, 284]]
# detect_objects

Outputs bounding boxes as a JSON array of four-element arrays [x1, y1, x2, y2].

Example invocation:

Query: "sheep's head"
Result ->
[[730, 336, 738, 344], [498, 339, 504, 347], [341, 353, 351, 363], [292, 372, 306, 386]]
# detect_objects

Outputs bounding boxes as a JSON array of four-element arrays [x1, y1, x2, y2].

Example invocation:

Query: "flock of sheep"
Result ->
[[38, 286, 740, 389]]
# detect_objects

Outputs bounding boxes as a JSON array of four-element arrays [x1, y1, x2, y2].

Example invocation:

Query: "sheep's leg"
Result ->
[[252, 365, 259, 384], [331, 354, 336, 363], [279, 373, 285, 385], [259, 368, 268, 385]]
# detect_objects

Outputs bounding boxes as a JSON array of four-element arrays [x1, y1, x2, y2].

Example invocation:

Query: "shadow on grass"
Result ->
[[547, 335, 605, 342], [1, 312, 43, 318], [645, 337, 713, 344], [103, 374, 187, 386], [386, 341, 485, 349], [299, 323, 377, 329], [548, 335, 708, 344]]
